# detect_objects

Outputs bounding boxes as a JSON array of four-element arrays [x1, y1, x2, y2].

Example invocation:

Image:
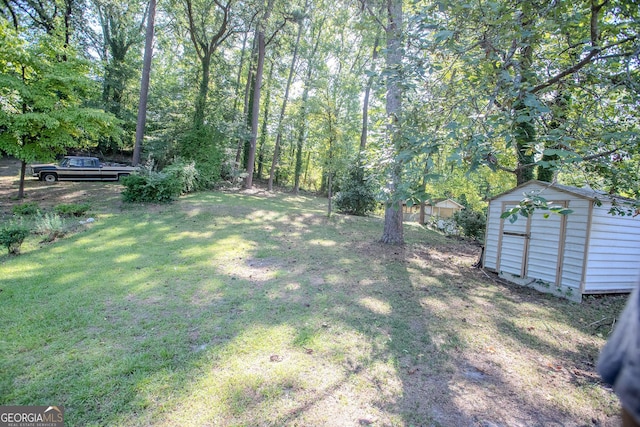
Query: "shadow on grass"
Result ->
[[0, 191, 625, 426]]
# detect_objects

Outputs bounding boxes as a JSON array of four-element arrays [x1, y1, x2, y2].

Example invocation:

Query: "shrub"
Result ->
[[453, 208, 486, 240], [121, 171, 182, 203], [35, 212, 66, 242], [334, 165, 378, 216], [54, 203, 91, 217], [163, 159, 199, 194], [12, 202, 39, 216], [0, 222, 31, 254], [177, 126, 224, 190]]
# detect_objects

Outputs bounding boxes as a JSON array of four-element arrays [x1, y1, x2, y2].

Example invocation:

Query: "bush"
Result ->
[[121, 171, 182, 203], [54, 203, 91, 217], [0, 222, 31, 254], [163, 159, 199, 194], [12, 202, 39, 216], [453, 208, 486, 240], [177, 126, 225, 190], [35, 212, 66, 242], [334, 164, 378, 216]]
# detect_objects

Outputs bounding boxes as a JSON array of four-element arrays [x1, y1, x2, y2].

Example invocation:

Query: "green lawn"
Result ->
[[0, 190, 626, 426]]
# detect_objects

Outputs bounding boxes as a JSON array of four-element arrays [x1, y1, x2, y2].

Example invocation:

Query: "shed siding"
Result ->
[[484, 180, 639, 299], [483, 201, 501, 270], [559, 199, 591, 290], [584, 205, 640, 292]]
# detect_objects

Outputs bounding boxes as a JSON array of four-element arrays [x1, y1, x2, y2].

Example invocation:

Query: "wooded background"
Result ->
[[1, 0, 638, 243]]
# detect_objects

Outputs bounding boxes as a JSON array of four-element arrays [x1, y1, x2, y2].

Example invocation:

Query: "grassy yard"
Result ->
[[0, 185, 628, 426]]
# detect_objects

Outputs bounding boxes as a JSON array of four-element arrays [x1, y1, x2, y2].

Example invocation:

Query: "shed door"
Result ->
[[525, 205, 566, 284], [497, 202, 567, 284], [498, 209, 530, 278]]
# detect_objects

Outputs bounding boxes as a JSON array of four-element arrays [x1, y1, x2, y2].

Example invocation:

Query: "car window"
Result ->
[[69, 158, 82, 167]]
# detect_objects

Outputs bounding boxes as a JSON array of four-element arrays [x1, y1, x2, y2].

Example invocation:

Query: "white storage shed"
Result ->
[[483, 181, 640, 301]]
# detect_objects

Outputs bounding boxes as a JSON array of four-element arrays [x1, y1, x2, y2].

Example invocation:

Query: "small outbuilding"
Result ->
[[483, 180, 640, 301], [403, 198, 465, 222]]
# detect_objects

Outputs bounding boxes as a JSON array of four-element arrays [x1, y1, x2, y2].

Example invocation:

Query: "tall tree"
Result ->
[[182, 0, 233, 129], [293, 17, 323, 193], [245, 0, 274, 189], [267, 6, 306, 191], [132, 0, 156, 166], [257, 60, 274, 179], [94, 0, 147, 123], [380, 0, 404, 245], [360, 23, 381, 154]]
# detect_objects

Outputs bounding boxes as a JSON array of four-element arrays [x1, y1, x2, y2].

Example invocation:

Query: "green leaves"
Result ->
[[500, 192, 574, 224], [0, 21, 121, 165]]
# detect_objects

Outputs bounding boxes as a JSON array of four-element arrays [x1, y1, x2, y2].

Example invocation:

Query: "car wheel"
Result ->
[[118, 173, 129, 181], [43, 173, 58, 183]]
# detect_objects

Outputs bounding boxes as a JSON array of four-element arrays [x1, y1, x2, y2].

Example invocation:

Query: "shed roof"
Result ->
[[433, 198, 465, 209], [489, 180, 636, 204]]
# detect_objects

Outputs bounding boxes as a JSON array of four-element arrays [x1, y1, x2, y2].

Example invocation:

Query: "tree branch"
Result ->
[[2, 0, 19, 29], [357, 0, 386, 32], [265, 19, 287, 46], [207, 0, 232, 55], [582, 147, 619, 161], [531, 49, 600, 94], [531, 34, 638, 94], [184, 0, 203, 61]]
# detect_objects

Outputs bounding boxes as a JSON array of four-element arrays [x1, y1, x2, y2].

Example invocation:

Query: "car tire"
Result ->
[[117, 173, 129, 181], [42, 173, 58, 183]]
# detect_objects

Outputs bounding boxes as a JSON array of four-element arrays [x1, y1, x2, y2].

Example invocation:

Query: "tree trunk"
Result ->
[[244, 30, 265, 189], [133, 0, 156, 166], [294, 18, 323, 194], [514, 3, 536, 186], [268, 17, 304, 191], [327, 171, 333, 217], [537, 91, 567, 182], [184, 0, 232, 132], [232, 31, 249, 119], [302, 150, 311, 189], [244, 0, 275, 189], [381, 164, 404, 245], [257, 61, 274, 179], [241, 69, 255, 170], [360, 34, 380, 153], [380, 0, 404, 245], [232, 31, 250, 173], [236, 38, 256, 168], [194, 54, 211, 129], [17, 160, 26, 200]]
